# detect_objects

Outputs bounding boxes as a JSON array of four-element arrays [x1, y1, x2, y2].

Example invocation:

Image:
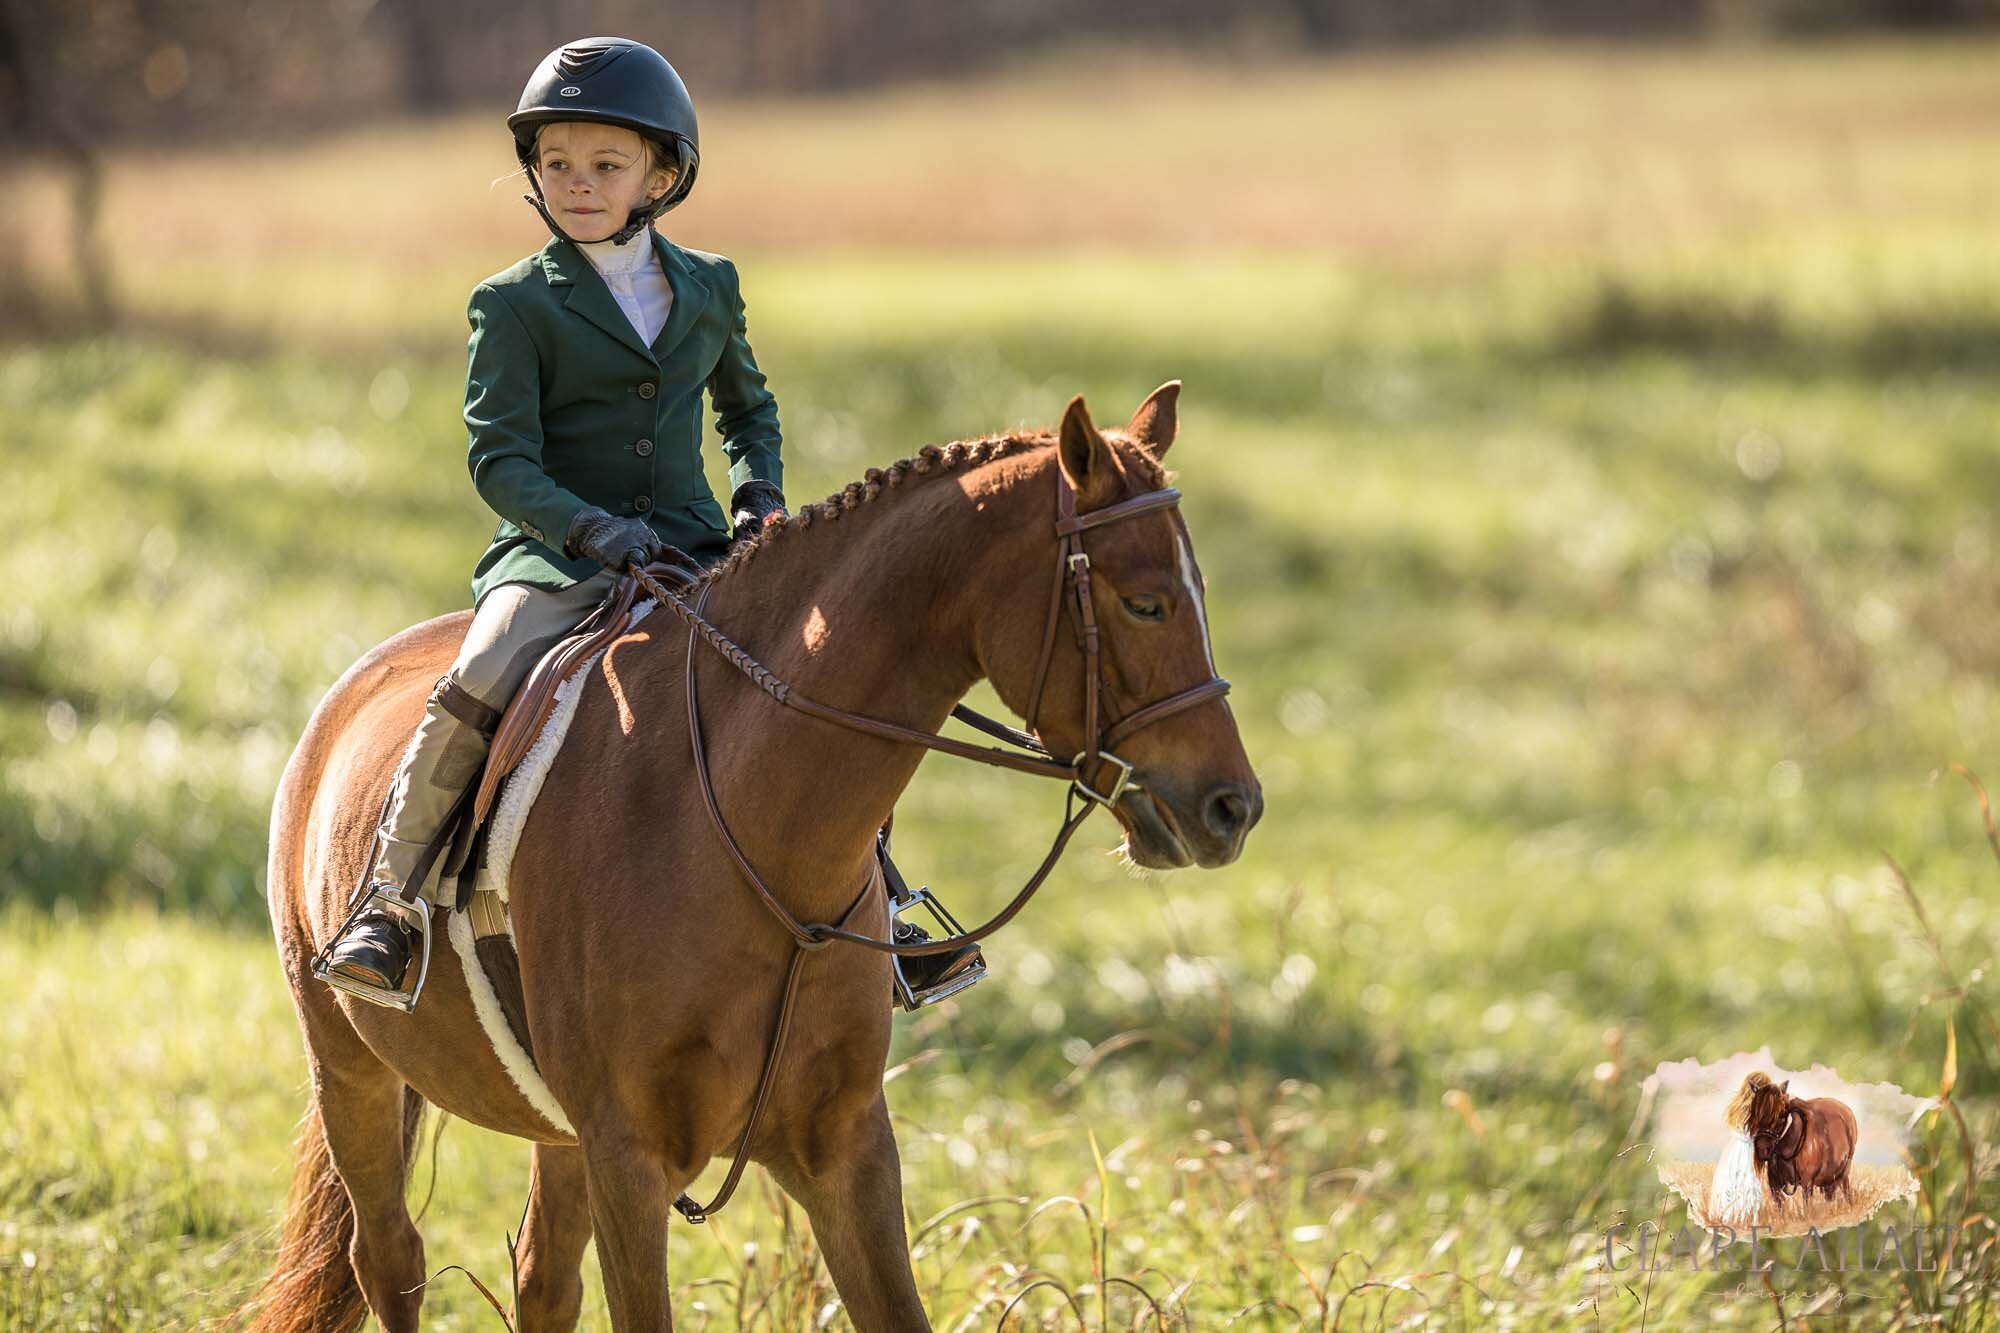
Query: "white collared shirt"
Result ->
[[577, 226, 674, 348]]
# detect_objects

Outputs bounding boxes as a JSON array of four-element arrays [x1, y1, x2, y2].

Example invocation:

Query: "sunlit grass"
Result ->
[[9, 244, 2000, 1323], [10, 234, 2000, 1320], [1657, 1159, 1920, 1236]]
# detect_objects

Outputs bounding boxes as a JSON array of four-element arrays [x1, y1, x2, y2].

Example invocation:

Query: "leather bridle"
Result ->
[[624, 463, 1231, 1222], [1026, 466, 1234, 805]]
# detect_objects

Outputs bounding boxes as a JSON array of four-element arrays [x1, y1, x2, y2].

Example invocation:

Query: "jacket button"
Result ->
[[637, 381, 657, 400], [634, 495, 653, 514], [634, 438, 653, 457]]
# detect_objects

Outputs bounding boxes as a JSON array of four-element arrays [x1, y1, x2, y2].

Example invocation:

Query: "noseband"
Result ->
[[624, 462, 1231, 1222]]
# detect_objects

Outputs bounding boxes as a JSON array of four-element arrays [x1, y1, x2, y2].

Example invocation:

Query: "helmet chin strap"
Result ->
[[521, 168, 667, 247]]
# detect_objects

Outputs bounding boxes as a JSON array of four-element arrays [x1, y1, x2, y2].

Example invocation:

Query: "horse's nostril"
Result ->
[[1203, 784, 1257, 838]]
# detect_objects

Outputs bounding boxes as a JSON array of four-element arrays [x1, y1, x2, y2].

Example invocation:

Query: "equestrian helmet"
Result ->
[[510, 38, 701, 223]]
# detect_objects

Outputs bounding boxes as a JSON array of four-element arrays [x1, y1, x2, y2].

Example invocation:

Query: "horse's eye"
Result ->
[[1121, 595, 1164, 622]]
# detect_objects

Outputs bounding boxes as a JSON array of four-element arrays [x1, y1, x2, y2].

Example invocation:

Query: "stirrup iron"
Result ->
[[312, 885, 436, 1014], [312, 785, 457, 1014], [889, 883, 987, 1012], [312, 784, 438, 1012]]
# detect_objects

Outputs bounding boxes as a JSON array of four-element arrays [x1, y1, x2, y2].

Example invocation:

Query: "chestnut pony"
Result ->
[[1733, 1072, 1859, 1206], [251, 385, 1261, 1331]]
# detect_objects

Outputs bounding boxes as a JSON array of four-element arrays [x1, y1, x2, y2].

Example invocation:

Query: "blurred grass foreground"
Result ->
[[6, 36, 2000, 1330]]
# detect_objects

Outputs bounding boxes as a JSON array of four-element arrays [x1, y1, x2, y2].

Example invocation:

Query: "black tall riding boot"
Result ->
[[323, 898, 416, 994]]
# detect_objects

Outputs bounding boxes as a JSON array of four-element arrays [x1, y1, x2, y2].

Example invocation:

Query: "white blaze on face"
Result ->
[[1174, 525, 1217, 671]]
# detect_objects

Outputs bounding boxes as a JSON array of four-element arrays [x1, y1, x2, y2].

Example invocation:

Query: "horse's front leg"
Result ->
[[768, 1093, 930, 1332], [516, 1143, 595, 1331], [580, 1131, 683, 1331]]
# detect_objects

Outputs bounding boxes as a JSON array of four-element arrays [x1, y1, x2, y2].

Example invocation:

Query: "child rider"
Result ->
[[318, 37, 985, 1013]]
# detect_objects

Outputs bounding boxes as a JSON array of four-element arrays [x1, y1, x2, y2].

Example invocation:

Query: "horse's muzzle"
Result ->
[[1120, 777, 1262, 869]]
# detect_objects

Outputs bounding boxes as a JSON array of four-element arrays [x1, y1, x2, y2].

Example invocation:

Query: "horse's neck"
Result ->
[[1763, 1104, 1802, 1152], [680, 457, 1043, 915]]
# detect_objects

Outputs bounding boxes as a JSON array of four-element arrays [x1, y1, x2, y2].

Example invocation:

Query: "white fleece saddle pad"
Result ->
[[473, 597, 657, 908], [444, 597, 655, 1141]]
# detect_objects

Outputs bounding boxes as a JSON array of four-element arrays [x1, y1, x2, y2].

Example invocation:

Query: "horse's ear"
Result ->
[[1780, 1081, 1790, 1095], [1058, 395, 1118, 508], [1124, 380, 1181, 459]]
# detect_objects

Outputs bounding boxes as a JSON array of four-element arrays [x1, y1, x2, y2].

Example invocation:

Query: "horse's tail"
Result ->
[[237, 1087, 426, 1333]]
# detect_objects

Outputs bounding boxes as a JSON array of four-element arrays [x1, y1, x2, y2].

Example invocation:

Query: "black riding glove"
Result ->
[[730, 480, 787, 545], [565, 505, 665, 572]]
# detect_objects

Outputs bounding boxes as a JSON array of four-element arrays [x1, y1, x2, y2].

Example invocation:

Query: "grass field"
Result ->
[[7, 36, 2000, 1330]]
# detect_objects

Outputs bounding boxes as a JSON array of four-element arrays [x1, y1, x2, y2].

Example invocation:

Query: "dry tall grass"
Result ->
[[1657, 1157, 1920, 1237]]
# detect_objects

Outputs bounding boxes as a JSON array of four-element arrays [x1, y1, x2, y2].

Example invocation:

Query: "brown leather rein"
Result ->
[[622, 467, 1230, 1222]]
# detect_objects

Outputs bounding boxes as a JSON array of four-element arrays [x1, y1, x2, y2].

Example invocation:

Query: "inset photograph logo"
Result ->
[[1644, 1047, 1931, 1238]]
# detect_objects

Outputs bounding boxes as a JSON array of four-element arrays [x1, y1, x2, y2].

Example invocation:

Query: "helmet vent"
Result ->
[[556, 41, 619, 79]]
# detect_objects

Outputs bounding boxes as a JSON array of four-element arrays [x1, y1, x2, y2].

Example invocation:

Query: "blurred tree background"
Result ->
[[3, 0, 1996, 145]]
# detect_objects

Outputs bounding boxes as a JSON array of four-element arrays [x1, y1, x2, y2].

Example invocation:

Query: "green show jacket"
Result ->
[[463, 232, 782, 604]]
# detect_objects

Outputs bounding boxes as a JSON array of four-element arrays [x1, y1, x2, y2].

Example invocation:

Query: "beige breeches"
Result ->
[[374, 568, 619, 906]]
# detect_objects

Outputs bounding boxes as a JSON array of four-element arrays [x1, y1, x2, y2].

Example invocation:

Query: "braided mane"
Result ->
[[695, 425, 1168, 587]]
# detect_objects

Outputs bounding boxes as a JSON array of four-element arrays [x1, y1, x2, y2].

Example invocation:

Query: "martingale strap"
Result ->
[[627, 461, 1231, 1224]]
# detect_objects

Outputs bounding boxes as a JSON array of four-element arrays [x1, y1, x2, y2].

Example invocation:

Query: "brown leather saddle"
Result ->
[[414, 565, 692, 1053], [315, 562, 700, 1018], [441, 564, 693, 931]]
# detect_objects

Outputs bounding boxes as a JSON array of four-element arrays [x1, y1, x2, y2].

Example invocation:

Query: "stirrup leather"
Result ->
[[889, 886, 987, 1012]]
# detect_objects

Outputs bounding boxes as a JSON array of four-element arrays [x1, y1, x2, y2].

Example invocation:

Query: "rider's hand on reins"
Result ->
[[566, 505, 665, 572]]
